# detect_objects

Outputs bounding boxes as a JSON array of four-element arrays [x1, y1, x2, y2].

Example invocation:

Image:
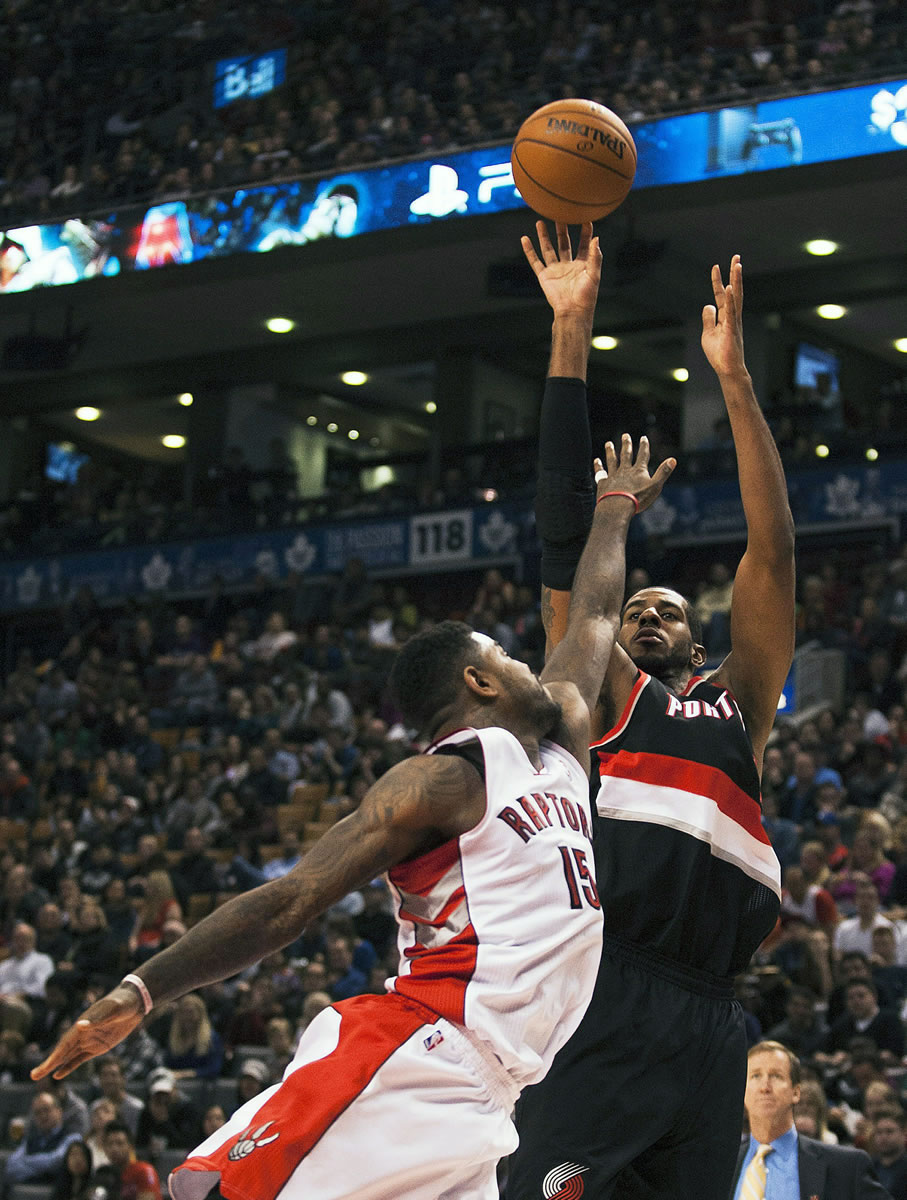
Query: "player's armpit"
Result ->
[[709, 547, 795, 763], [541, 586, 571, 658]]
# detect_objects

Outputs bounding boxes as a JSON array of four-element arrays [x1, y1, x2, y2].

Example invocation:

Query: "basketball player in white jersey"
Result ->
[[32, 432, 674, 1199]]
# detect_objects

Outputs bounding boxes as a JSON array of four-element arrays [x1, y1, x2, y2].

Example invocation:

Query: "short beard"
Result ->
[[629, 642, 694, 685]]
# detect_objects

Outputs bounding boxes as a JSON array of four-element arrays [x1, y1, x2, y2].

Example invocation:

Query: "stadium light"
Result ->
[[672, 367, 689, 382], [816, 304, 846, 320], [341, 371, 368, 386], [803, 239, 838, 256], [161, 434, 186, 448], [592, 335, 618, 350], [75, 407, 101, 421], [265, 317, 295, 333]]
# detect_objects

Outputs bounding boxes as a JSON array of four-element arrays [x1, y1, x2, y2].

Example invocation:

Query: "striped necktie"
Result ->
[[740, 1143, 773, 1200]]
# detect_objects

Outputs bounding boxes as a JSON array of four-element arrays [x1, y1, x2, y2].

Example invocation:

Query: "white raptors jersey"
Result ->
[[386, 725, 603, 1088]]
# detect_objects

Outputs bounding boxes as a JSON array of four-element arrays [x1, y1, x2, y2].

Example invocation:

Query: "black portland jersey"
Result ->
[[591, 670, 781, 978]]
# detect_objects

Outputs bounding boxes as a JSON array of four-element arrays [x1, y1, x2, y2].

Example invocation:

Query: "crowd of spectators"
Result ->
[[2, 534, 907, 1189], [1, 0, 905, 225]]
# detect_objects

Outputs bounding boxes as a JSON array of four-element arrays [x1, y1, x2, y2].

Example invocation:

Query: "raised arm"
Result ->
[[541, 436, 674, 717], [703, 256, 795, 764], [522, 222, 599, 657], [32, 753, 484, 1080]]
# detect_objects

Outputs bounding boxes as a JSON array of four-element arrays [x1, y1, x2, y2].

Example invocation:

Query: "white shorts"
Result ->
[[169, 993, 520, 1200]]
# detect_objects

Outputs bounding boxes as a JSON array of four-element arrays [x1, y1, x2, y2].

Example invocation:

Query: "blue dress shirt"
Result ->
[[734, 1127, 800, 1200]]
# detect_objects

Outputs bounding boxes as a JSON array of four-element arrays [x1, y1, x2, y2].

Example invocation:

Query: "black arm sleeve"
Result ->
[[535, 376, 595, 591]]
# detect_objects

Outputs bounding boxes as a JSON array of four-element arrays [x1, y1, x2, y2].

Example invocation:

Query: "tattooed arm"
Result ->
[[32, 754, 485, 1080]]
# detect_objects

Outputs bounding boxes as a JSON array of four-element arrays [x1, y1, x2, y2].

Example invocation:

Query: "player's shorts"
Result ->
[[169, 992, 520, 1200], [506, 935, 747, 1200]]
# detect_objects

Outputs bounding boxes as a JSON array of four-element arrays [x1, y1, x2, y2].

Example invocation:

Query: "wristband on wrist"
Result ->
[[596, 490, 640, 514], [121, 973, 153, 1015]]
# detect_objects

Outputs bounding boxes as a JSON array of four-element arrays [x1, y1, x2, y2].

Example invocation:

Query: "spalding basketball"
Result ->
[[511, 99, 637, 224]]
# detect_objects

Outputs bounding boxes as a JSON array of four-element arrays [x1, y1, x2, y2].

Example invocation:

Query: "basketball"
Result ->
[[511, 99, 637, 224]]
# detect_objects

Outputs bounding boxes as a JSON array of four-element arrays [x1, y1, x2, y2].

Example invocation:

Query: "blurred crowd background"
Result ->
[[3, 0, 907, 1196]]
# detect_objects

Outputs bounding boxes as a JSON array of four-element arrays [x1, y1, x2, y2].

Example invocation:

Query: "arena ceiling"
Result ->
[[0, 145, 905, 462]]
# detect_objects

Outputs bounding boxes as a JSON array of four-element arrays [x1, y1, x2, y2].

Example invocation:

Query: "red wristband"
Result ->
[[596, 490, 640, 514], [121, 973, 153, 1015]]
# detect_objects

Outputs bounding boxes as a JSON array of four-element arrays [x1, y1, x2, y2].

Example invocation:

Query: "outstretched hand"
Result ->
[[701, 254, 746, 378], [521, 221, 602, 320], [31, 983, 144, 1081], [595, 434, 675, 515]]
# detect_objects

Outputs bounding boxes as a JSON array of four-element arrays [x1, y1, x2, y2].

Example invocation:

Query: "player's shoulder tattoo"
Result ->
[[541, 585, 555, 635]]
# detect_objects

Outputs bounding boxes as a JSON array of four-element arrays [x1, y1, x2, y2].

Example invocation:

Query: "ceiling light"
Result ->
[[326, 422, 338, 433], [804, 239, 838, 257], [341, 370, 368, 386], [348, 429, 360, 440], [265, 317, 295, 333], [162, 434, 186, 448], [178, 392, 194, 406], [816, 304, 846, 320], [592, 335, 618, 350], [75, 406, 101, 421], [306, 415, 318, 426], [672, 367, 689, 382], [815, 443, 830, 458], [895, 338, 907, 353], [425, 401, 437, 413], [866, 447, 879, 462]]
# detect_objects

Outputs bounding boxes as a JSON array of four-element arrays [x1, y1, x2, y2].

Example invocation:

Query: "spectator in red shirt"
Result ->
[[94, 1123, 161, 1200], [781, 865, 839, 938]]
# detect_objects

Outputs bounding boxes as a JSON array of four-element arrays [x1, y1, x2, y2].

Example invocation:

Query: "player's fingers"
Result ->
[[556, 222, 572, 261], [701, 304, 717, 332], [711, 263, 725, 305], [536, 220, 558, 264], [604, 440, 618, 474], [732, 254, 743, 305], [652, 458, 677, 487], [576, 222, 593, 259], [637, 434, 650, 468], [620, 432, 633, 465], [520, 236, 544, 275], [593, 456, 607, 485]]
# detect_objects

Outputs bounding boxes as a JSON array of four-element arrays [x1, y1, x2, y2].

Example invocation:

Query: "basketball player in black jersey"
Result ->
[[507, 222, 795, 1200]]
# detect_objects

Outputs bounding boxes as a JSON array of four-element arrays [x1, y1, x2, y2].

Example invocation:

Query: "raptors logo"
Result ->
[[227, 1121, 280, 1160], [542, 1162, 588, 1198]]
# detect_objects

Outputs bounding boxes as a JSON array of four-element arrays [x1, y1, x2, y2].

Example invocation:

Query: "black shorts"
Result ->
[[506, 936, 747, 1200]]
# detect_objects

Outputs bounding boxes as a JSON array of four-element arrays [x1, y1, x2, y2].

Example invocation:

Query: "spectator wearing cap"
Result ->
[[134, 1069, 201, 1153], [834, 875, 899, 959], [236, 1057, 272, 1105]]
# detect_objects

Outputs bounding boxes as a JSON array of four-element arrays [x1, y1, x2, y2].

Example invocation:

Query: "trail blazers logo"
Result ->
[[542, 1162, 588, 1197], [228, 1121, 280, 1160]]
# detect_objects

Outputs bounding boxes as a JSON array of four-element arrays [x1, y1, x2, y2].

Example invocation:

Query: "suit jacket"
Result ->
[[732, 1134, 892, 1199]]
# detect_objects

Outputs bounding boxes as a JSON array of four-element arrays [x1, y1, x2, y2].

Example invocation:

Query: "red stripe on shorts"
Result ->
[[172, 994, 433, 1200]]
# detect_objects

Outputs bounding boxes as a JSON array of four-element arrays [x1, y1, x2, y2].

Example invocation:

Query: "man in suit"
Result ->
[[732, 1040, 891, 1198]]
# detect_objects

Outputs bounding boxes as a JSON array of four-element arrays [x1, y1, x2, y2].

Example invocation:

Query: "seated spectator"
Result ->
[[236, 1058, 272, 1104], [94, 1056, 144, 1138], [5, 1091, 81, 1184], [85, 1099, 116, 1167], [168, 654, 220, 723], [0, 920, 55, 1002], [0, 862, 49, 934], [40, 1077, 90, 1138], [163, 993, 224, 1080], [63, 899, 123, 984], [200, 1105, 226, 1138], [164, 778, 224, 848], [170, 827, 220, 907], [794, 1078, 839, 1144], [833, 875, 898, 959], [325, 932, 367, 1001], [760, 789, 801, 869], [766, 985, 829, 1059], [92, 1122, 161, 1200], [53, 1140, 95, 1200], [781, 864, 839, 937], [134, 1070, 200, 1154], [35, 903, 74, 962], [262, 1016, 294, 1079], [29, 971, 81, 1054], [111, 1025, 164, 1089], [871, 1108, 907, 1200], [0, 1027, 30, 1081], [825, 978, 905, 1061], [129, 870, 182, 960], [102, 878, 137, 946], [832, 826, 897, 908], [354, 880, 397, 960]]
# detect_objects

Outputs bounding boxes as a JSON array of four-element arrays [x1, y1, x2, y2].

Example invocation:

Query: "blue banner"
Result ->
[[2, 79, 904, 295], [0, 463, 904, 613]]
